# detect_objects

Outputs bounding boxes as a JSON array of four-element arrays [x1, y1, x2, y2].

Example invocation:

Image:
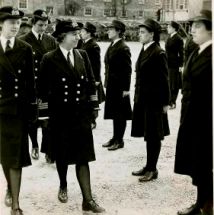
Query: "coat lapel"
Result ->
[[0, 40, 18, 77]]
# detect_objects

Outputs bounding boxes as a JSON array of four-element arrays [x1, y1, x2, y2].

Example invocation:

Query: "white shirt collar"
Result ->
[[112, 38, 122, 46], [199, 40, 212, 54], [84, 38, 92, 43], [143, 41, 155, 51], [170, 32, 177, 38], [0, 35, 15, 52], [32, 28, 43, 40], [59, 46, 74, 65]]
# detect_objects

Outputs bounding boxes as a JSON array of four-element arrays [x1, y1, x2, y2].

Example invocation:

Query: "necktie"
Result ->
[[38, 34, 42, 42], [67, 51, 74, 68], [5, 40, 11, 52]]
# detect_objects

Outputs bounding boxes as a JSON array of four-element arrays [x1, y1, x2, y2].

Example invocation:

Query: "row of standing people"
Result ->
[[0, 6, 212, 215]]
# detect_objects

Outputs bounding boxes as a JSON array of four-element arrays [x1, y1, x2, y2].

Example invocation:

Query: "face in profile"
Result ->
[[107, 27, 119, 40], [63, 30, 80, 48], [191, 21, 212, 45]]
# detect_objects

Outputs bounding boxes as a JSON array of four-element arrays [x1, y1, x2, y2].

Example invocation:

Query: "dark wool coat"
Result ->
[[80, 38, 105, 104], [0, 38, 36, 168], [104, 39, 132, 119], [20, 31, 57, 117], [38, 48, 98, 164], [165, 33, 184, 90], [174, 45, 212, 186], [131, 43, 170, 140]]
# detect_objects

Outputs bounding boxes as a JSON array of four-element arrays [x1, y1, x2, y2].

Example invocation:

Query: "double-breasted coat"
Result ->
[[38, 48, 98, 164], [131, 43, 170, 140], [80, 38, 105, 104], [19, 31, 57, 117], [174, 45, 212, 185], [104, 39, 132, 120], [165, 33, 184, 90], [0, 38, 36, 167]]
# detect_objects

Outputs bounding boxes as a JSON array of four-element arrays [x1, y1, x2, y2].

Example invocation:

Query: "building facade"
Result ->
[[0, 0, 211, 22]]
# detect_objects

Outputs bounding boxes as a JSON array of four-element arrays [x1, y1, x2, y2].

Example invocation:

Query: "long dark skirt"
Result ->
[[0, 114, 31, 168], [49, 106, 96, 165]]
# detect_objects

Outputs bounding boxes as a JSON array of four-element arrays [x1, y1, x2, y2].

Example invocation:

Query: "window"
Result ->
[[121, 10, 127, 17], [19, 0, 27, 9], [138, 10, 144, 17], [104, 9, 112, 16], [138, 0, 145, 4], [164, 0, 173, 10], [176, 0, 188, 9], [84, 8, 92, 16]]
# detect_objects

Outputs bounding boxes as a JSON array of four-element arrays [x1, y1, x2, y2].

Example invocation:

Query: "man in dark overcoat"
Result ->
[[102, 20, 132, 151], [20, 9, 57, 161], [165, 21, 184, 109], [38, 20, 105, 213], [174, 10, 212, 215], [80, 22, 105, 129], [0, 6, 37, 215], [131, 19, 170, 182]]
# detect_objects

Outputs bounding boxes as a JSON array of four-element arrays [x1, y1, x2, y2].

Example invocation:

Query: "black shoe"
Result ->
[[177, 204, 202, 215], [138, 170, 158, 182], [5, 188, 12, 207], [132, 167, 148, 176], [31, 147, 39, 160], [102, 138, 115, 147], [11, 208, 23, 215], [108, 140, 124, 151], [82, 199, 105, 213], [58, 187, 68, 203], [45, 154, 54, 164]]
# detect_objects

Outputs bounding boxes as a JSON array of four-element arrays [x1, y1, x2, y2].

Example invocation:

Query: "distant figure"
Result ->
[[184, 34, 198, 65], [174, 10, 212, 215], [165, 21, 184, 109], [102, 20, 132, 151], [131, 19, 170, 182], [17, 22, 32, 38], [80, 22, 105, 129]]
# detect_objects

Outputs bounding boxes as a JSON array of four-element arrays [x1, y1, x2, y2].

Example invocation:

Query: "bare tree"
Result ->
[[65, 0, 81, 16]]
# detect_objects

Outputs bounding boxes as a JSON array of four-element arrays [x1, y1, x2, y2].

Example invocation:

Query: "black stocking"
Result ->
[[9, 168, 22, 209], [56, 161, 68, 189], [2, 165, 11, 190], [76, 163, 92, 202]]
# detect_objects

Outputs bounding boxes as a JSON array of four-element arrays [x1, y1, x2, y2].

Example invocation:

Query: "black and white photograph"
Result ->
[[0, 0, 212, 214]]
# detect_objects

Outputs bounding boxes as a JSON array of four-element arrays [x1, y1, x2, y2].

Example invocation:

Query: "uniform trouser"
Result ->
[[113, 116, 127, 141], [29, 119, 49, 152], [169, 67, 180, 105], [146, 140, 161, 171]]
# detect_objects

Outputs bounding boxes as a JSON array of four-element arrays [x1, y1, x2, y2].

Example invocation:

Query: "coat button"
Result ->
[[35, 76, 38, 79], [64, 98, 67, 102], [77, 83, 80, 87], [15, 79, 18, 82], [15, 86, 18, 89], [77, 91, 80, 94], [81, 75, 84, 79], [35, 68, 38, 71], [0, 94, 2, 98], [33, 52, 36, 55], [0, 87, 2, 90], [62, 78, 66, 82], [76, 98, 79, 101], [64, 85, 68, 88], [64, 92, 68, 95], [35, 60, 38, 63], [14, 93, 18, 97], [18, 70, 21, 73]]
